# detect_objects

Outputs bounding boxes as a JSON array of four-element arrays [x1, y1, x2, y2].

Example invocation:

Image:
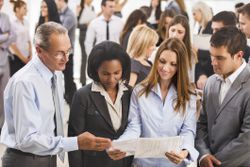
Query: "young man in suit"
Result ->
[[196, 26, 250, 167]]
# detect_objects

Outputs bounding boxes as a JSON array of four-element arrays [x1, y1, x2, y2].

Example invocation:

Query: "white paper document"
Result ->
[[112, 136, 182, 158], [193, 34, 211, 50]]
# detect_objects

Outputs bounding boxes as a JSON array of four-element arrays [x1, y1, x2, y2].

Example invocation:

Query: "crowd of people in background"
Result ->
[[0, 0, 250, 167]]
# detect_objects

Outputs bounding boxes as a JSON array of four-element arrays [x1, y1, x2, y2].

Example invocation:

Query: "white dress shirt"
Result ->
[[11, 16, 30, 57], [1, 56, 78, 155], [91, 81, 128, 131], [85, 14, 123, 55], [219, 60, 246, 104]]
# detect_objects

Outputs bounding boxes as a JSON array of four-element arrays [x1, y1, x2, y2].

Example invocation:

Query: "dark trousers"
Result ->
[[79, 24, 88, 86], [2, 148, 56, 167], [9, 55, 25, 76], [63, 53, 76, 105]]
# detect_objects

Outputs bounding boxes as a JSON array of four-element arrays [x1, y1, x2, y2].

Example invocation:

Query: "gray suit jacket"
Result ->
[[196, 65, 250, 167]]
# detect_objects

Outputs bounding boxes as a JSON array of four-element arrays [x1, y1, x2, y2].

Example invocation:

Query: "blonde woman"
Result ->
[[126, 25, 158, 87], [192, 1, 213, 34]]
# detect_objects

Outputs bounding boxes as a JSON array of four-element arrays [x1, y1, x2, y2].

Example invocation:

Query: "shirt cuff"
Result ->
[[199, 154, 209, 165], [62, 137, 79, 152]]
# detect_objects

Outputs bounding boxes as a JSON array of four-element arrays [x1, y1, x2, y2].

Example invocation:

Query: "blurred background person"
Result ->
[[36, 0, 61, 29], [68, 41, 132, 167], [76, 0, 96, 86], [238, 3, 250, 39], [114, 0, 128, 17], [126, 25, 158, 87], [9, 0, 32, 76], [120, 9, 147, 50], [192, 1, 213, 90], [0, 0, 16, 133], [167, 15, 197, 83], [148, 0, 161, 29], [234, 2, 245, 24], [156, 9, 176, 46], [55, 0, 77, 105], [85, 0, 123, 56]]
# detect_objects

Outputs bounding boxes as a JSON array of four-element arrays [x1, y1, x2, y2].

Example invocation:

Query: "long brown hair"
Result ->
[[167, 15, 197, 69], [140, 38, 191, 113]]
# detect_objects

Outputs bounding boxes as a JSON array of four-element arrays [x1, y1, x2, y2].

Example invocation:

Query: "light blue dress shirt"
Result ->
[[119, 83, 199, 167], [0, 56, 78, 155]]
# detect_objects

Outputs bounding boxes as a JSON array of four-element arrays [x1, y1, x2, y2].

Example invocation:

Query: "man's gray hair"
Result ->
[[34, 22, 68, 50]]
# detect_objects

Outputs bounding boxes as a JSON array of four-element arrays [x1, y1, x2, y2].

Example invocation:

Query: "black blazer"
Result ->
[[68, 83, 133, 167]]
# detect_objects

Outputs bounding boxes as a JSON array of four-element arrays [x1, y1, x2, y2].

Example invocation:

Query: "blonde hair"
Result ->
[[126, 25, 158, 59], [192, 1, 213, 29]]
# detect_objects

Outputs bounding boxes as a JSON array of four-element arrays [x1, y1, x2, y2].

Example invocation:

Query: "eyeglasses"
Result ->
[[53, 48, 73, 59]]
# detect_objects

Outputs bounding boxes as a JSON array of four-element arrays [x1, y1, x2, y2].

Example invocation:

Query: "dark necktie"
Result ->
[[106, 20, 110, 40], [51, 74, 65, 161]]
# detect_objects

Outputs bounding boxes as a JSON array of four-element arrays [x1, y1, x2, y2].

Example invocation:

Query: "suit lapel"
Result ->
[[118, 90, 129, 132], [212, 77, 221, 113], [216, 66, 250, 119], [90, 91, 114, 129]]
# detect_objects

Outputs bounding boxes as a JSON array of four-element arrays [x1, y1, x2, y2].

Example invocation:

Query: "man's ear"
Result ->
[[36, 45, 42, 54], [237, 50, 244, 59]]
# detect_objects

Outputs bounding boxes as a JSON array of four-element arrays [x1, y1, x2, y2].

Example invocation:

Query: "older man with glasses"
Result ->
[[0, 22, 111, 167]]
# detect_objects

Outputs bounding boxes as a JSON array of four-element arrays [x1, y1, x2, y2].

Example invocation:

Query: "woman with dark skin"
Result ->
[[68, 41, 132, 167]]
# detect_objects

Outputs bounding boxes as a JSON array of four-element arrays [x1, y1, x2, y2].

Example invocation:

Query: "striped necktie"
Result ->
[[51, 74, 65, 162]]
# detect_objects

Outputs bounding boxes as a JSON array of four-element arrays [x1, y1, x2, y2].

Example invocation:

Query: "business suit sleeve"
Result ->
[[68, 89, 87, 167], [195, 85, 212, 159], [214, 98, 250, 167]]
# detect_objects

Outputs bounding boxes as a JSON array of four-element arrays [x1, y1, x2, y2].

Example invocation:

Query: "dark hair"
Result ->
[[88, 41, 131, 82], [10, 0, 26, 12], [235, 2, 245, 9], [120, 9, 147, 43], [210, 26, 247, 56], [140, 6, 151, 19], [37, 0, 61, 28], [168, 15, 193, 69], [212, 11, 237, 26], [238, 3, 250, 17], [101, 0, 114, 6], [157, 9, 176, 41], [150, 0, 161, 20]]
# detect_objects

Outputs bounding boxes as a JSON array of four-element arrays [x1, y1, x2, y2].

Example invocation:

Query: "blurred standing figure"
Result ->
[[85, 0, 123, 56], [234, 2, 244, 24], [9, 0, 32, 76], [196, 26, 250, 167], [55, 0, 77, 105], [238, 3, 250, 39], [126, 25, 158, 87], [114, 0, 128, 17], [148, 0, 161, 29], [68, 41, 132, 167], [120, 9, 147, 50], [77, 0, 96, 86], [0, 0, 16, 132], [192, 1, 213, 90], [37, 0, 61, 29], [156, 9, 176, 46]]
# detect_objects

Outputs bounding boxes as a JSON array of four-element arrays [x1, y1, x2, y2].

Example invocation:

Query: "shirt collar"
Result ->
[[33, 55, 54, 84], [91, 81, 128, 93], [100, 14, 114, 22], [151, 82, 177, 99], [59, 6, 68, 14], [217, 59, 246, 83]]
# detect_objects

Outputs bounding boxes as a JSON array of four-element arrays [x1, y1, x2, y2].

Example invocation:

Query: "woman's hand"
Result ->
[[165, 150, 189, 165], [107, 148, 126, 160]]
